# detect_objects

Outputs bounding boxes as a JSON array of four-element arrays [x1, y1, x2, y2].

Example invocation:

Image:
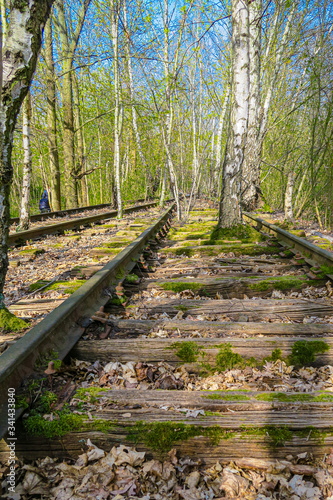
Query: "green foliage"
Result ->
[[0, 308, 27, 332], [289, 340, 330, 366], [255, 392, 315, 402], [263, 348, 283, 363], [24, 407, 84, 439], [208, 224, 265, 243], [35, 391, 58, 413], [109, 296, 126, 305], [75, 387, 108, 404], [29, 280, 51, 291], [175, 305, 191, 312], [203, 393, 251, 401], [215, 343, 245, 371], [171, 341, 204, 363], [249, 276, 306, 292], [124, 273, 139, 283], [160, 282, 202, 293], [28, 280, 85, 294], [16, 396, 29, 410], [18, 248, 45, 256], [126, 421, 231, 451]]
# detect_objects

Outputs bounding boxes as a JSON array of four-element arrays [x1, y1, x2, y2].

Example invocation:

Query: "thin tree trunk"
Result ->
[[214, 87, 230, 195], [241, 2, 297, 210], [159, 166, 167, 207], [123, 0, 153, 196], [218, 0, 249, 228], [284, 171, 294, 221], [110, 0, 122, 218], [0, 0, 54, 308], [0, 0, 7, 39], [55, 0, 91, 209], [73, 73, 84, 206], [162, 0, 183, 219], [45, 15, 61, 210], [241, 0, 262, 210], [19, 92, 32, 230]]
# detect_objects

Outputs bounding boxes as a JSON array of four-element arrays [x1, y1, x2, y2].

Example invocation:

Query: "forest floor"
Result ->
[[2, 201, 333, 499], [0, 204, 164, 354]]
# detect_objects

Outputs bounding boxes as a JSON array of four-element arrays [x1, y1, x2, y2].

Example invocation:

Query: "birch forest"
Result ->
[[1, 0, 333, 240]]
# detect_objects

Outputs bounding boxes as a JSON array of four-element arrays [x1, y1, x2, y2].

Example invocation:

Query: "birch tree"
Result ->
[[242, 1, 298, 210], [110, 0, 123, 218], [0, 0, 54, 310], [123, 0, 154, 197], [218, 0, 249, 228], [45, 15, 61, 210], [18, 92, 32, 230], [241, 0, 262, 210]]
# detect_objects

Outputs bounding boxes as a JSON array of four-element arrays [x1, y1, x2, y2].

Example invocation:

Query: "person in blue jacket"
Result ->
[[39, 189, 51, 213]]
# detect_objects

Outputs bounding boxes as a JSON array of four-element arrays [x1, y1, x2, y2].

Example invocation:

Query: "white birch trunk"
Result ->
[[214, 87, 230, 194], [0, 0, 54, 308], [241, 0, 262, 210], [242, 2, 297, 210], [19, 92, 32, 230], [110, 0, 122, 218], [123, 0, 154, 194], [284, 171, 294, 221], [218, 0, 249, 228], [0, 0, 6, 39], [162, 0, 181, 219]]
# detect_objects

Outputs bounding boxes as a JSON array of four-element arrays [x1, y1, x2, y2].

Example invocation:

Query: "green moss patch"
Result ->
[[28, 280, 51, 292], [203, 393, 251, 401], [29, 280, 86, 295], [208, 224, 265, 244], [255, 392, 333, 403], [162, 244, 281, 258], [24, 410, 85, 438], [126, 421, 328, 452], [19, 248, 45, 256], [75, 387, 109, 403], [126, 421, 232, 451], [289, 340, 330, 366], [0, 308, 27, 332], [102, 241, 130, 248], [248, 276, 307, 292], [91, 247, 122, 255], [124, 273, 139, 284], [171, 341, 204, 363], [159, 282, 203, 293], [215, 343, 246, 371]]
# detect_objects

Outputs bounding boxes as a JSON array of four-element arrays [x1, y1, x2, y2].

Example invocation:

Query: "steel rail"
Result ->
[[244, 212, 333, 268], [0, 203, 175, 438], [8, 201, 157, 246], [9, 198, 146, 225]]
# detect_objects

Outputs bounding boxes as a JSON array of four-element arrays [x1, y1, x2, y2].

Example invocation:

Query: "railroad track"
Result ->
[[1, 203, 333, 497], [8, 200, 158, 246], [9, 198, 146, 225]]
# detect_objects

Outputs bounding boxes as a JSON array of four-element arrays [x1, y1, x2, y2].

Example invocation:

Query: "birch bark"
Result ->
[[241, 0, 262, 210], [213, 87, 230, 195], [110, 0, 123, 218], [284, 171, 294, 221], [242, 2, 297, 210], [123, 0, 154, 196], [19, 92, 32, 230], [45, 15, 61, 210], [0, 0, 54, 308], [218, 0, 249, 228]]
